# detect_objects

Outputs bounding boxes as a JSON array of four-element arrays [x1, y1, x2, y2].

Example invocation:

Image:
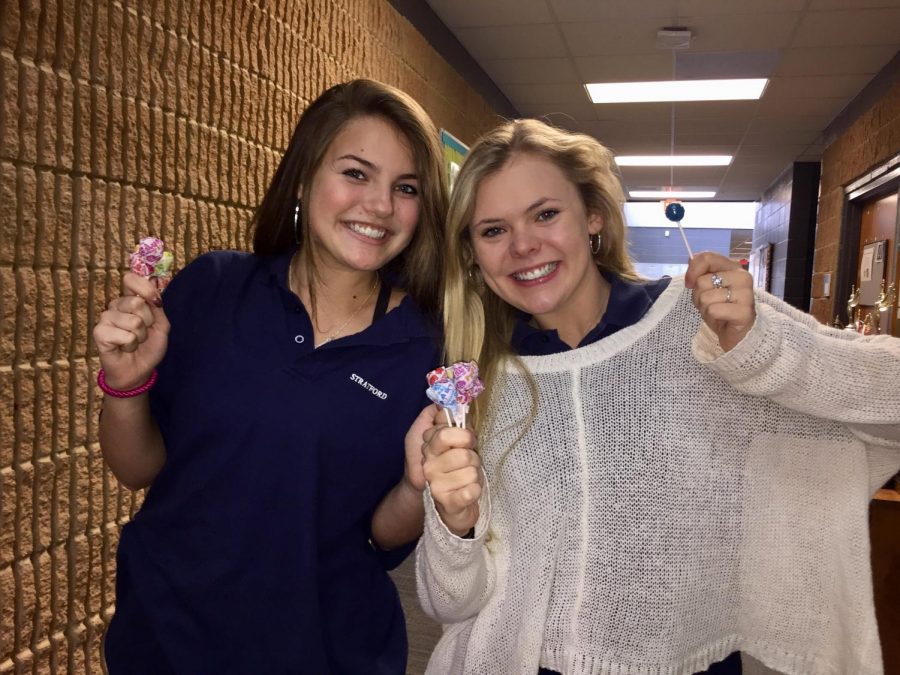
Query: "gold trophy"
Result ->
[[844, 284, 860, 331], [876, 281, 896, 336]]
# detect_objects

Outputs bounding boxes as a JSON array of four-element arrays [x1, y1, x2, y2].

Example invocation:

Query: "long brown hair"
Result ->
[[444, 119, 640, 433], [251, 79, 447, 318]]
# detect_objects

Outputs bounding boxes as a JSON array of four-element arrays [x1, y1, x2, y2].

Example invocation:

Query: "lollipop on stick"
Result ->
[[426, 361, 484, 429], [129, 237, 174, 290]]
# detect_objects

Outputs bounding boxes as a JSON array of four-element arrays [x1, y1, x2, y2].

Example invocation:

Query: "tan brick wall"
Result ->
[[810, 77, 900, 323], [0, 1, 500, 672]]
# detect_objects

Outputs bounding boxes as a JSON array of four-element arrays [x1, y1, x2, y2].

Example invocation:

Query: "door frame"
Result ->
[[836, 152, 900, 326]]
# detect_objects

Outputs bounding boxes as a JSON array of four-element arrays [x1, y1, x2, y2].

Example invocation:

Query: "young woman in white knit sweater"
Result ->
[[416, 119, 900, 675]]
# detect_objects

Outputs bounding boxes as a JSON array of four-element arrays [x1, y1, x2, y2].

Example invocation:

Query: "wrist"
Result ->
[[97, 368, 158, 398], [437, 505, 478, 537], [400, 472, 425, 497]]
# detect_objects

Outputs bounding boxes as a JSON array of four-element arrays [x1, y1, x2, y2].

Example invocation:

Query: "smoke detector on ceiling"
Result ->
[[656, 27, 692, 50]]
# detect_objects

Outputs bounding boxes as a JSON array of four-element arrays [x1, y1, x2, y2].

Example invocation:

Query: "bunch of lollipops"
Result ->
[[426, 362, 484, 429], [129, 236, 174, 290]]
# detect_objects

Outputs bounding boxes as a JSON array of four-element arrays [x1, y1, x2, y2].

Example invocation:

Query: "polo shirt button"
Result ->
[[294, 307, 301, 313], [294, 335, 305, 344]]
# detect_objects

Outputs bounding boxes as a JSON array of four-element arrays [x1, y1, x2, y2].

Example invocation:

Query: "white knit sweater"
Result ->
[[417, 278, 900, 675]]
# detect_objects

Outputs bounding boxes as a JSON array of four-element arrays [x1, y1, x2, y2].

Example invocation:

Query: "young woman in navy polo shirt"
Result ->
[[93, 80, 447, 673], [416, 120, 900, 674]]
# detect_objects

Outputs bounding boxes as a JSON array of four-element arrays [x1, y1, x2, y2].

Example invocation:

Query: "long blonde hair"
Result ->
[[444, 119, 640, 434]]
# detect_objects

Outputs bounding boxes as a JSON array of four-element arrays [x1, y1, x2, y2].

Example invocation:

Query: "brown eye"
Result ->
[[537, 209, 559, 222]]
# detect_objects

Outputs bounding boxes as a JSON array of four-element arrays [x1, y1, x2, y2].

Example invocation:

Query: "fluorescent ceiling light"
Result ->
[[629, 190, 717, 199], [616, 155, 732, 167], [585, 79, 767, 103]]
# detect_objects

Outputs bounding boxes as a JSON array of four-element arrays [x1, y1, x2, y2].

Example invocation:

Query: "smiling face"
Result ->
[[305, 115, 421, 275], [469, 152, 605, 331]]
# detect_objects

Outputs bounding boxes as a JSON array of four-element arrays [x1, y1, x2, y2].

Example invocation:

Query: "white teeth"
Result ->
[[348, 222, 386, 240], [513, 262, 557, 281]]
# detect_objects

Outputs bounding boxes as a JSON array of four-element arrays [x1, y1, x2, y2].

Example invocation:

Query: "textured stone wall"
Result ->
[[0, 1, 499, 672], [811, 76, 900, 324]]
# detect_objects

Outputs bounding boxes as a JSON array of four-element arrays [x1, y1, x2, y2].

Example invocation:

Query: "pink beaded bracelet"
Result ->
[[97, 368, 158, 398]]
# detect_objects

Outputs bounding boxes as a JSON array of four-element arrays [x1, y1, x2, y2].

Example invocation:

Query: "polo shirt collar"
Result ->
[[262, 249, 437, 347], [511, 272, 669, 355]]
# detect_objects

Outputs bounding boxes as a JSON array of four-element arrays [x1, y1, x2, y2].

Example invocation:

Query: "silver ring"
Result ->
[[711, 273, 724, 289], [725, 287, 733, 303]]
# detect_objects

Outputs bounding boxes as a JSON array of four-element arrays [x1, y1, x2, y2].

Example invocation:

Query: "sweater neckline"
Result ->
[[506, 276, 686, 374]]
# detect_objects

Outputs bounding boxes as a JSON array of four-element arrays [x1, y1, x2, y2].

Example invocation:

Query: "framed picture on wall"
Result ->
[[858, 239, 886, 305], [440, 129, 468, 191]]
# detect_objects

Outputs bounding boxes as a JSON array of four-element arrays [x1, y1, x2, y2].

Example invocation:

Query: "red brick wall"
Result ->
[[811, 76, 900, 323], [0, 2, 499, 672]]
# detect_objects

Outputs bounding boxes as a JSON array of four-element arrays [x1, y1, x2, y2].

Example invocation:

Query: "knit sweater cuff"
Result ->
[[691, 302, 780, 385], [423, 474, 491, 563]]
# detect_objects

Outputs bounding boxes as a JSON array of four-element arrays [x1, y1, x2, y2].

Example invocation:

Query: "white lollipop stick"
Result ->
[[676, 222, 694, 259]]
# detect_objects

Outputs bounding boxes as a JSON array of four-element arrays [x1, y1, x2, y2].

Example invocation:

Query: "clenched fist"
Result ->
[[422, 419, 483, 537]]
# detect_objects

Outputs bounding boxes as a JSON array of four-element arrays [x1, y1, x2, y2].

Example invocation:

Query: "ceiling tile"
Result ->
[[562, 14, 801, 56], [590, 105, 674, 123], [792, 9, 900, 46], [747, 116, 834, 133], [501, 82, 592, 105], [515, 100, 600, 123], [680, 13, 802, 52], [548, 0, 679, 22], [808, 0, 900, 10], [755, 96, 849, 118], [454, 25, 568, 59], [661, 143, 742, 154], [763, 74, 873, 99], [482, 58, 581, 84], [665, 131, 748, 145], [584, 120, 674, 138], [675, 50, 781, 78], [592, 135, 685, 153], [677, 0, 808, 12], [417, 1, 897, 200], [776, 46, 898, 76], [425, 0, 553, 27], [675, 117, 753, 134], [672, 167, 735, 185], [742, 129, 822, 145], [548, 0, 807, 22], [736, 144, 811, 160], [575, 54, 674, 82], [560, 18, 684, 56], [618, 167, 679, 185]]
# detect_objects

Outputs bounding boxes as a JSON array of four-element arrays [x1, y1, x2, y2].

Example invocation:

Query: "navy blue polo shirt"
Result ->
[[104, 251, 441, 674], [512, 272, 671, 355]]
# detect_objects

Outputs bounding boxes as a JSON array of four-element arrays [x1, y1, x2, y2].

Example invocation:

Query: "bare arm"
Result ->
[[369, 405, 437, 550], [93, 273, 170, 490], [370, 474, 425, 550], [99, 395, 166, 490]]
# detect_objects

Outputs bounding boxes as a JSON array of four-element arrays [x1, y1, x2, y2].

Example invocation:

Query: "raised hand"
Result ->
[[93, 272, 170, 391], [685, 252, 756, 353], [422, 415, 483, 537]]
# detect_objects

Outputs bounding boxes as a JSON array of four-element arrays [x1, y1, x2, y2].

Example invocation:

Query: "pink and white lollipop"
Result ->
[[129, 237, 174, 290], [425, 361, 485, 428]]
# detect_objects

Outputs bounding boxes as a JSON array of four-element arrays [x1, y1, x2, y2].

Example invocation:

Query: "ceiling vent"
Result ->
[[656, 28, 692, 50]]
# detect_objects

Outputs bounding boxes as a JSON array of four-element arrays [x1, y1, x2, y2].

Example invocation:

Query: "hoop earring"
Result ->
[[293, 200, 301, 245], [589, 232, 601, 255]]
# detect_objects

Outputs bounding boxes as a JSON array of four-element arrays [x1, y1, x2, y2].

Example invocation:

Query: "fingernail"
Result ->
[[153, 293, 163, 307]]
